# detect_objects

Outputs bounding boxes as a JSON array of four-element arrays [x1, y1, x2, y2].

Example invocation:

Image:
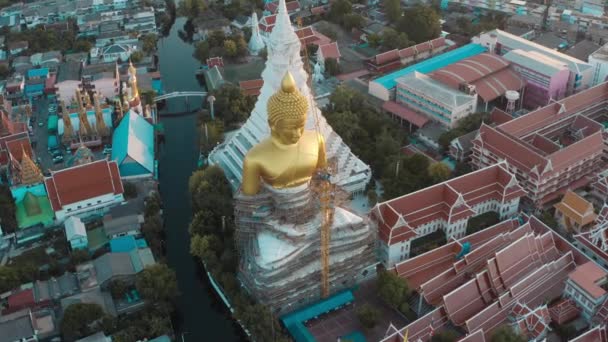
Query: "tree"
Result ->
[[144, 192, 161, 218], [191, 234, 223, 269], [356, 304, 380, 329], [189, 166, 234, 216], [71, 249, 91, 265], [381, 28, 410, 50], [211, 84, 255, 128], [377, 270, 410, 312], [328, 0, 352, 24], [139, 89, 157, 107], [0, 184, 17, 233], [428, 162, 451, 183], [223, 39, 238, 58], [234, 35, 248, 57], [540, 210, 558, 229], [141, 33, 158, 54], [177, 0, 206, 19], [431, 331, 460, 342], [130, 51, 144, 63], [135, 264, 179, 308], [109, 279, 129, 299], [384, 0, 402, 23], [0, 64, 9, 80], [61, 303, 104, 341], [208, 30, 226, 48], [343, 13, 365, 31], [0, 266, 20, 293], [194, 40, 210, 64], [398, 5, 441, 43], [324, 58, 341, 76], [367, 33, 382, 48], [123, 181, 138, 199], [490, 325, 526, 342], [199, 119, 224, 153]]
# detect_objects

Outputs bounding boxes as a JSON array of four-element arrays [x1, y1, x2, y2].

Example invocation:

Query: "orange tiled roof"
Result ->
[[554, 190, 597, 226]]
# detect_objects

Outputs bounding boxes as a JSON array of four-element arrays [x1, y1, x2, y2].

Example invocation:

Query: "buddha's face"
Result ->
[[271, 118, 305, 145]]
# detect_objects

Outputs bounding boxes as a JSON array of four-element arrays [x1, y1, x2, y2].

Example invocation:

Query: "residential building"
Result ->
[[380, 216, 596, 342], [503, 49, 570, 108], [371, 162, 525, 268], [124, 10, 156, 34], [473, 29, 593, 95], [30, 51, 62, 72], [111, 112, 155, 179], [44, 159, 125, 221], [554, 190, 597, 233], [470, 82, 608, 206], [64, 216, 88, 250]]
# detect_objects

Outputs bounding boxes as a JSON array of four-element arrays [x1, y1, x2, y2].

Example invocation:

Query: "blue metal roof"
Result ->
[[110, 235, 137, 253], [373, 43, 487, 90], [27, 68, 49, 79], [111, 112, 155, 175]]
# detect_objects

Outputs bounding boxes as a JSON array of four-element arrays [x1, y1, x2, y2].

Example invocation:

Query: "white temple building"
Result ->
[[209, 0, 371, 195], [248, 12, 265, 55]]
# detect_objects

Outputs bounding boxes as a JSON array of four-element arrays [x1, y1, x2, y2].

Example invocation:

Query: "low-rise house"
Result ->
[[65, 216, 88, 250], [102, 201, 144, 239], [554, 191, 597, 233], [449, 130, 478, 162], [194, 17, 231, 41], [44, 159, 125, 222], [0, 309, 38, 342], [12, 56, 33, 75], [8, 41, 28, 56], [81, 62, 119, 101], [124, 10, 156, 34], [55, 61, 83, 104], [95, 31, 132, 48], [317, 42, 341, 64], [90, 44, 136, 64], [30, 51, 62, 72]]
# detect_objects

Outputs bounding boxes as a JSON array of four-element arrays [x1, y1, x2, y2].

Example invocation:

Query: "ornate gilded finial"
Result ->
[[281, 72, 296, 93], [267, 72, 308, 127]]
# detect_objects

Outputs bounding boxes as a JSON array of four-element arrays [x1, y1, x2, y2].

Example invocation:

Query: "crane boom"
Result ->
[[297, 16, 333, 298]]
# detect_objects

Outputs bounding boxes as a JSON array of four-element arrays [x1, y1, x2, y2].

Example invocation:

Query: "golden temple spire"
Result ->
[[75, 89, 84, 111], [128, 60, 139, 103], [62, 111, 74, 145], [83, 90, 92, 108], [19, 145, 43, 185], [94, 93, 109, 137], [78, 106, 92, 137]]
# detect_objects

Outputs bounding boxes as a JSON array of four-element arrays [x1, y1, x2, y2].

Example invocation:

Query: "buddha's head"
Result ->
[[267, 72, 308, 145]]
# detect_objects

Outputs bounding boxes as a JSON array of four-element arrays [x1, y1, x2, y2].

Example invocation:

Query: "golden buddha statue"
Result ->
[[241, 72, 326, 195]]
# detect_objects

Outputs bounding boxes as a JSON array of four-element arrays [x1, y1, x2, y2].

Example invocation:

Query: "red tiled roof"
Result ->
[[430, 53, 524, 102], [374, 162, 525, 246], [311, 5, 328, 15], [44, 160, 124, 212], [568, 261, 607, 299], [319, 42, 341, 60], [295, 26, 319, 46], [259, 15, 277, 32], [382, 101, 429, 128], [6, 136, 32, 163], [8, 289, 35, 310], [373, 50, 399, 66], [265, 0, 300, 13], [570, 325, 608, 342], [239, 79, 264, 96]]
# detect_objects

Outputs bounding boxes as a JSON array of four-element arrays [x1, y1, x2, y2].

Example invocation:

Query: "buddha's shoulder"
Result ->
[[244, 138, 273, 161], [302, 130, 323, 141]]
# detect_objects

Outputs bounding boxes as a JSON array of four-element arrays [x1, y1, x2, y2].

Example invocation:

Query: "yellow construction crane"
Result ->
[[297, 16, 334, 298]]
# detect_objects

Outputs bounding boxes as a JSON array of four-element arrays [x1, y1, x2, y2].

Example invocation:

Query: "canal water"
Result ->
[[157, 16, 240, 341]]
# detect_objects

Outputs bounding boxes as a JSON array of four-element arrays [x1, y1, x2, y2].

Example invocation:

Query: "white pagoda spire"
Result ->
[[248, 12, 265, 55], [208, 0, 371, 194]]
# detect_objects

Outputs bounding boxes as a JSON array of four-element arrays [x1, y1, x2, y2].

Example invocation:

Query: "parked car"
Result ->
[[38, 122, 43, 127], [52, 156, 63, 164]]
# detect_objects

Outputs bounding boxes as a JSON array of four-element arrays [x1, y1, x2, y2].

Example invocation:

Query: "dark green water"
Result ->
[[157, 16, 240, 341]]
